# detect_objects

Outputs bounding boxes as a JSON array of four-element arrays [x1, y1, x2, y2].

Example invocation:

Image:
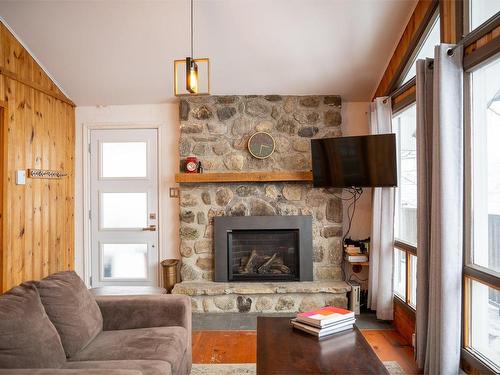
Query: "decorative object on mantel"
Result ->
[[184, 156, 199, 173], [28, 169, 67, 179], [173, 0, 210, 96], [248, 132, 275, 159]]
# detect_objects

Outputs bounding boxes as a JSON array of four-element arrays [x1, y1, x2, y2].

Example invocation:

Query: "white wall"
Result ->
[[341, 102, 372, 240], [341, 101, 372, 289], [74, 104, 180, 283]]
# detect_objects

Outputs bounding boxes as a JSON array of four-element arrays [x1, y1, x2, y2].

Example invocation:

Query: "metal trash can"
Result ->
[[161, 259, 179, 293]]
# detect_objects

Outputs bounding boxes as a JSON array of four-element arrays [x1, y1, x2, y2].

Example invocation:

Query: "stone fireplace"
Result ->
[[172, 95, 350, 313], [214, 216, 313, 282]]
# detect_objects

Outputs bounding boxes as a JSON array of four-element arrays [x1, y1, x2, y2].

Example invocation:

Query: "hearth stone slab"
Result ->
[[172, 281, 349, 296], [172, 281, 350, 313]]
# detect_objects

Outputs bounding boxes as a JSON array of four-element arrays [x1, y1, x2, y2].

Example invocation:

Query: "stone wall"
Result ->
[[178, 95, 344, 283]]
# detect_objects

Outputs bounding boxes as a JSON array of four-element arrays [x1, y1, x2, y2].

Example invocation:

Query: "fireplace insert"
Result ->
[[228, 229, 299, 281], [214, 216, 313, 282]]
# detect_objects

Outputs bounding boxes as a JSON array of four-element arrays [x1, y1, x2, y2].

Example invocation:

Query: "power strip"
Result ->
[[348, 281, 361, 315]]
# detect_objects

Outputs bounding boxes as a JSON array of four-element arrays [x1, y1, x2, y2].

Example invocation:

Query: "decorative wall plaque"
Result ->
[[28, 169, 68, 179]]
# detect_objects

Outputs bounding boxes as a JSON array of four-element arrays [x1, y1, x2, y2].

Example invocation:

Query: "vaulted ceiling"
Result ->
[[0, 0, 417, 106]]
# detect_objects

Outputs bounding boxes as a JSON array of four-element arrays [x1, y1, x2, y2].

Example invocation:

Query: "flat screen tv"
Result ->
[[311, 134, 397, 188]]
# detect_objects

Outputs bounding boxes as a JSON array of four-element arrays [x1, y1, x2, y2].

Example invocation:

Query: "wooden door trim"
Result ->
[[0, 101, 8, 292]]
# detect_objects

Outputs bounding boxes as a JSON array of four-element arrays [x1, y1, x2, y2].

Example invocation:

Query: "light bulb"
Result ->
[[186, 57, 199, 94]]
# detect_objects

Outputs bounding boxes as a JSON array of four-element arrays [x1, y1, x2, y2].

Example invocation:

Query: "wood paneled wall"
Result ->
[[393, 298, 416, 346], [0, 21, 75, 292]]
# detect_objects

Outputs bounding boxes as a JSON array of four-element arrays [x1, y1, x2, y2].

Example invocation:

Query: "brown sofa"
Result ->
[[0, 271, 191, 375]]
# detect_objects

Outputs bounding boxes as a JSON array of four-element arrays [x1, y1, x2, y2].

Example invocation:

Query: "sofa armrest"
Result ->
[[95, 294, 191, 332], [0, 370, 141, 375]]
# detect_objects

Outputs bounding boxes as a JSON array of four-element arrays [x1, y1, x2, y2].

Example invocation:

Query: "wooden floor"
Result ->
[[192, 329, 421, 374]]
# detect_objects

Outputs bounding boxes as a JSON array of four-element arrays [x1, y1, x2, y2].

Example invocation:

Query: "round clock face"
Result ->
[[186, 161, 198, 172], [248, 132, 275, 159]]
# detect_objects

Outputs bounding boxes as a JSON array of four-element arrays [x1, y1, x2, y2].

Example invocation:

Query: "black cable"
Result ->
[[343, 187, 363, 242]]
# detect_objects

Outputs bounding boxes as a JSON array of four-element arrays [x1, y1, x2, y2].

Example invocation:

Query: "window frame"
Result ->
[[392, 102, 418, 311], [463, 1, 500, 37], [462, 43, 500, 374], [392, 7, 440, 90]]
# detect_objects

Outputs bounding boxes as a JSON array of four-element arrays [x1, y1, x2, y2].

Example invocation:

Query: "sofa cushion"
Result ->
[[0, 283, 66, 368], [35, 271, 103, 357], [64, 360, 171, 375], [0, 369, 143, 375], [70, 326, 187, 374]]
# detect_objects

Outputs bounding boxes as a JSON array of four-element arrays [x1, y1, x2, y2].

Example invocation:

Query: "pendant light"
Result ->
[[186, 0, 198, 93], [174, 0, 210, 96]]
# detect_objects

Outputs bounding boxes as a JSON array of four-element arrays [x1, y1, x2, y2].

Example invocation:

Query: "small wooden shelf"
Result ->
[[175, 171, 313, 183]]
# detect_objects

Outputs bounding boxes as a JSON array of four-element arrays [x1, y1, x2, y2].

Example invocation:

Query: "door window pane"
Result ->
[[101, 142, 147, 178], [400, 16, 440, 86], [409, 254, 417, 308], [102, 243, 148, 279], [101, 193, 147, 229], [471, 58, 500, 273], [394, 249, 407, 299], [393, 104, 417, 246], [470, 0, 500, 31], [469, 279, 500, 369]]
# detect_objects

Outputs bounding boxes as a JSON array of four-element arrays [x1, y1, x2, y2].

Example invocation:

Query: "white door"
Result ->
[[90, 129, 158, 287]]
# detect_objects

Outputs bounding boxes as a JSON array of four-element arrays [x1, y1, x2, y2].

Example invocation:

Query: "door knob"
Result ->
[[142, 225, 157, 231]]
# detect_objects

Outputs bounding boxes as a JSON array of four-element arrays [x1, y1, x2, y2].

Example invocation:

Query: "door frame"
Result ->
[[81, 122, 165, 287], [0, 101, 8, 292]]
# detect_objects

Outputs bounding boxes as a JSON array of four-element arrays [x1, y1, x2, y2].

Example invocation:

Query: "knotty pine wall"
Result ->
[[0, 21, 75, 292]]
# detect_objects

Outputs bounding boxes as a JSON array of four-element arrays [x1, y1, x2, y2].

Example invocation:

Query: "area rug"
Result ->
[[191, 361, 406, 374]]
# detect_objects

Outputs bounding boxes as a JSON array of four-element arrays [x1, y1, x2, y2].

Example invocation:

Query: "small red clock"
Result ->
[[185, 156, 198, 173]]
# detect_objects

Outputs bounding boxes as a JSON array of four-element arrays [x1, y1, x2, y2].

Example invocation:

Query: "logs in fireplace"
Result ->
[[214, 216, 313, 282], [240, 250, 292, 275]]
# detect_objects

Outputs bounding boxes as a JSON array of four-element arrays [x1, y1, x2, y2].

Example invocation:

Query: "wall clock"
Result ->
[[248, 132, 275, 159]]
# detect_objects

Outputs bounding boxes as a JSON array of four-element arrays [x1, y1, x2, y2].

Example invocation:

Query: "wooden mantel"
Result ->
[[175, 171, 313, 183]]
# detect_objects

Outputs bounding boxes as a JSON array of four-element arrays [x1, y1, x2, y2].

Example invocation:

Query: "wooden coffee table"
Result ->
[[257, 317, 389, 374]]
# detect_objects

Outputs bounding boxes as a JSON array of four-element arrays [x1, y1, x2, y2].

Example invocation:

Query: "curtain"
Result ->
[[415, 58, 433, 369], [368, 97, 394, 320], [416, 45, 464, 375]]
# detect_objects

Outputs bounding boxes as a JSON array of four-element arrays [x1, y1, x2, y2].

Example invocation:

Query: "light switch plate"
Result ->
[[16, 170, 26, 185]]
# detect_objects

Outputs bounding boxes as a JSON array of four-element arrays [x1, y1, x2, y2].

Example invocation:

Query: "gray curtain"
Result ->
[[416, 45, 464, 375], [415, 58, 433, 369]]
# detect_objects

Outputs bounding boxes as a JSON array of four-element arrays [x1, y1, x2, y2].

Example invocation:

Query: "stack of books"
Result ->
[[344, 245, 368, 262], [291, 306, 356, 338]]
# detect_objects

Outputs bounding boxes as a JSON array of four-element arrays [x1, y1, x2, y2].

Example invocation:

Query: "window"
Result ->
[[400, 16, 441, 86], [464, 55, 500, 372], [392, 104, 418, 308], [470, 58, 500, 274], [408, 254, 417, 307], [393, 104, 417, 246], [468, 0, 500, 32], [394, 248, 407, 300], [467, 279, 500, 369]]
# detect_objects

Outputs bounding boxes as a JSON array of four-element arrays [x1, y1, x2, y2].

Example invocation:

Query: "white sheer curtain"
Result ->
[[415, 45, 464, 375], [368, 97, 394, 320]]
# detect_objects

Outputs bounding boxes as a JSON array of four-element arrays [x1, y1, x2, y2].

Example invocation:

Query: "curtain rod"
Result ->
[[386, 76, 416, 102], [451, 11, 500, 53]]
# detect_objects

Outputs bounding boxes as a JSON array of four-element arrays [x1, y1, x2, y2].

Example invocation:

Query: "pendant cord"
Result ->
[[190, 0, 194, 59]]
